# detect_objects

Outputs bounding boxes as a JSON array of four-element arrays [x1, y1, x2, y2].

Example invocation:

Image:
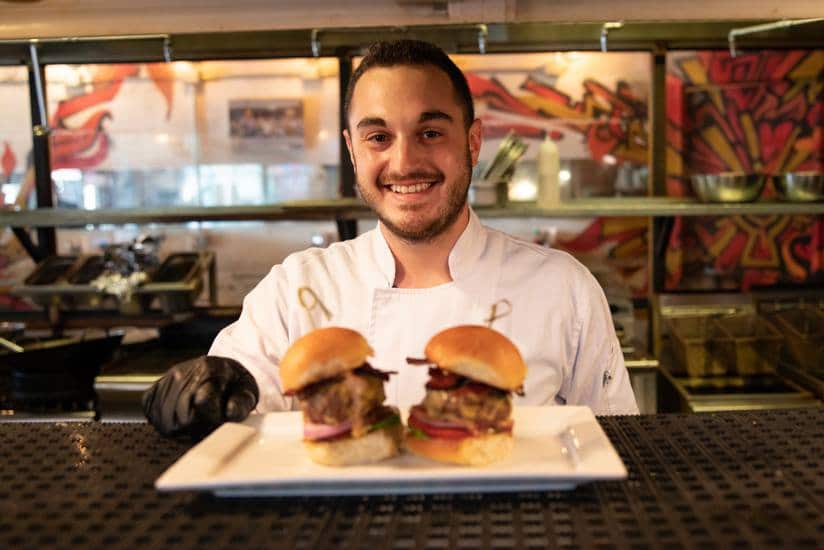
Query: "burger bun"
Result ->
[[404, 431, 513, 466], [425, 325, 526, 391], [303, 420, 403, 466], [281, 327, 373, 393]]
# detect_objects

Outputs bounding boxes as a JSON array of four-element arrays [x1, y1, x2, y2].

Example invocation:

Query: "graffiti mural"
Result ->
[[460, 53, 652, 297], [552, 217, 649, 295], [463, 59, 649, 166], [666, 50, 823, 291], [9, 63, 177, 208]]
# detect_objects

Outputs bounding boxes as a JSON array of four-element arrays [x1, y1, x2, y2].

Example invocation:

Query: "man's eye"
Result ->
[[367, 134, 388, 143], [422, 130, 442, 139]]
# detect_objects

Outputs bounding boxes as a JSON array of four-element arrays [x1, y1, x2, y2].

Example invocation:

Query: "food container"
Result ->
[[773, 172, 824, 202], [711, 313, 783, 376], [66, 255, 106, 284], [470, 179, 499, 207], [690, 173, 766, 203], [23, 255, 78, 285], [668, 316, 726, 377], [135, 252, 207, 313], [769, 306, 824, 371]]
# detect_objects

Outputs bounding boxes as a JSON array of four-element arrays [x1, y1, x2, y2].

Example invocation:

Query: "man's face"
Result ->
[[344, 65, 482, 242]]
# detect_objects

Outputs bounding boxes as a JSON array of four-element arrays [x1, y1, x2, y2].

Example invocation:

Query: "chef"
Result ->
[[143, 39, 638, 438]]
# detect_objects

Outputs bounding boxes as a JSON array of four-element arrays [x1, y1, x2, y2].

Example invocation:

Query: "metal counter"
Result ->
[[0, 409, 822, 548]]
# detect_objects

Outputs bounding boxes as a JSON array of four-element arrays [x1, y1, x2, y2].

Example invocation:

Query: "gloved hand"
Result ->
[[142, 355, 259, 438]]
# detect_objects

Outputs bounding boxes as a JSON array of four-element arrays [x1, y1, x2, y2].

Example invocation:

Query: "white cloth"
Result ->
[[209, 209, 639, 415]]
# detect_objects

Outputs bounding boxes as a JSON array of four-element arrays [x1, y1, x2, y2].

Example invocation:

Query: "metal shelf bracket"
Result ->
[[600, 21, 624, 53], [728, 18, 823, 57], [311, 29, 321, 58], [477, 24, 488, 54]]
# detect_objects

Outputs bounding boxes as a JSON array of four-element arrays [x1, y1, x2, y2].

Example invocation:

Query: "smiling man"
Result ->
[[143, 40, 638, 439]]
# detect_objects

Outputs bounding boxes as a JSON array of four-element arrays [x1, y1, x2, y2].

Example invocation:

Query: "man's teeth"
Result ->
[[389, 182, 433, 194]]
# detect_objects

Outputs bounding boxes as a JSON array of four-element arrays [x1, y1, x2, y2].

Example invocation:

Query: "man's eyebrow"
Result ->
[[356, 117, 387, 130], [419, 111, 453, 123]]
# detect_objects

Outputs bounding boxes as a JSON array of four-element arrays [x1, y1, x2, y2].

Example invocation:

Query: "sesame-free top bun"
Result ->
[[404, 430, 513, 466], [424, 325, 526, 391], [280, 327, 373, 393]]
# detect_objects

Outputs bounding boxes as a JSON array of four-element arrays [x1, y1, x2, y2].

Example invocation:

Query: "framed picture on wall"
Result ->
[[229, 98, 304, 152]]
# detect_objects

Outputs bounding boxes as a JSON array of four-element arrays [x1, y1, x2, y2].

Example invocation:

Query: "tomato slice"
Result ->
[[408, 408, 471, 440], [425, 368, 463, 390]]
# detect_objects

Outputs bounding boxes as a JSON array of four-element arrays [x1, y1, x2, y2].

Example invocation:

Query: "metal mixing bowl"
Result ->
[[774, 172, 824, 202], [690, 173, 766, 202]]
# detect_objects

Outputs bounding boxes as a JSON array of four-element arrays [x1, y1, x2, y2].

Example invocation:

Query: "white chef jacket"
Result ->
[[209, 209, 639, 415]]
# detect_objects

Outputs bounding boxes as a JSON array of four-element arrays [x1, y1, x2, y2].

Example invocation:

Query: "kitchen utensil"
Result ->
[[0, 336, 23, 353], [711, 313, 782, 376], [668, 316, 726, 376], [480, 132, 528, 189], [0, 332, 124, 411], [773, 172, 824, 202], [769, 306, 824, 370], [23, 256, 78, 285], [690, 173, 766, 202]]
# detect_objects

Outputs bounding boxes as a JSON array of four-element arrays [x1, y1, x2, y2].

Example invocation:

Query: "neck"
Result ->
[[382, 206, 470, 289]]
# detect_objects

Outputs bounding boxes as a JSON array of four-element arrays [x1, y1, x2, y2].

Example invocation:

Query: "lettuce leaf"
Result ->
[[368, 413, 401, 433], [407, 426, 430, 440]]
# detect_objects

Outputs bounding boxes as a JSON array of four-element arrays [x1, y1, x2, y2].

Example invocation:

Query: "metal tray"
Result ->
[[711, 313, 783, 376], [12, 251, 214, 315], [769, 306, 824, 371], [23, 255, 78, 286], [667, 316, 726, 377]]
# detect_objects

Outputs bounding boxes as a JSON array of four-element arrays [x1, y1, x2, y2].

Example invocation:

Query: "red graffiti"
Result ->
[[51, 63, 175, 171], [665, 50, 823, 291], [467, 69, 648, 166], [1, 142, 15, 182]]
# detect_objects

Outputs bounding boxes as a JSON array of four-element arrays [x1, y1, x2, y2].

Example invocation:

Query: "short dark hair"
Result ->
[[343, 39, 475, 130]]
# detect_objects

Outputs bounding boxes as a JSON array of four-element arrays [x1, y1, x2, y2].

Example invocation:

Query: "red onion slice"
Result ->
[[409, 406, 468, 430], [303, 418, 353, 440]]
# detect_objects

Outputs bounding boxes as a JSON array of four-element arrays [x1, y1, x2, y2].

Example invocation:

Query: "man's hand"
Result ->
[[142, 355, 259, 438]]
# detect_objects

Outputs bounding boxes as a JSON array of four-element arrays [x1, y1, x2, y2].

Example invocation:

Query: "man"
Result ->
[[143, 40, 638, 438]]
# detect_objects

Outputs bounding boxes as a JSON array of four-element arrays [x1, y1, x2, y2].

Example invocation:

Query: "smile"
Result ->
[[388, 182, 434, 194]]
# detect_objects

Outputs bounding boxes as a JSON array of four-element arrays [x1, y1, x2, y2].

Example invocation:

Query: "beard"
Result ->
[[355, 149, 473, 243]]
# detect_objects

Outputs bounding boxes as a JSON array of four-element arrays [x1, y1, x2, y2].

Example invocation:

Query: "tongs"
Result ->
[[0, 336, 23, 353], [481, 131, 528, 185]]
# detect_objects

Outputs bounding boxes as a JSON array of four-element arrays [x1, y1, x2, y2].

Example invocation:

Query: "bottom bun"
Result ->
[[404, 432, 513, 466], [303, 422, 403, 466]]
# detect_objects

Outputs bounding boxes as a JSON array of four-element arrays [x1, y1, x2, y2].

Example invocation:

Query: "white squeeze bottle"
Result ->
[[536, 132, 560, 208]]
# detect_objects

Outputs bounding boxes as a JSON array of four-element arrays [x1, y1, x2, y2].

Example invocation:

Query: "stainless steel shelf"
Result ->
[[479, 198, 824, 217], [2, 197, 824, 227]]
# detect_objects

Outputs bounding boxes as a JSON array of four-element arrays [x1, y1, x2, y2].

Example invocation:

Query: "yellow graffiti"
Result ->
[[701, 126, 744, 172]]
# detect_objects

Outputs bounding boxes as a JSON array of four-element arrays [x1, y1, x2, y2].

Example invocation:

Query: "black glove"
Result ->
[[142, 355, 259, 438]]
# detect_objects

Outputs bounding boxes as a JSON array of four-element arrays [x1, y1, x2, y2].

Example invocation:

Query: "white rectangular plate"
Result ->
[[155, 406, 626, 497]]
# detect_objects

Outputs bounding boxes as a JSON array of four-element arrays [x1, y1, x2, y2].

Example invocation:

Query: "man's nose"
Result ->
[[389, 135, 424, 175]]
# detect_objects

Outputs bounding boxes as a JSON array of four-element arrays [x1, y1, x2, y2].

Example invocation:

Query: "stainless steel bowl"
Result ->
[[774, 172, 824, 202], [690, 173, 766, 202]]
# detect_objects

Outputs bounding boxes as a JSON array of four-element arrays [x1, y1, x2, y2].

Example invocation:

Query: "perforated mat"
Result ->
[[1, 409, 822, 548]]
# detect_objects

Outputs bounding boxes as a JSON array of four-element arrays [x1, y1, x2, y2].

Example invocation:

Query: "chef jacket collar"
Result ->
[[370, 208, 488, 289]]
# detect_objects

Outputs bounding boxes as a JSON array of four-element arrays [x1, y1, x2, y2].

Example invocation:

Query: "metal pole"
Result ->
[[27, 43, 56, 257], [337, 50, 358, 241]]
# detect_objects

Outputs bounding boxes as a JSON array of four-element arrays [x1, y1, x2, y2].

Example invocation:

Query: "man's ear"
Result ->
[[468, 118, 483, 166], [343, 129, 357, 173]]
